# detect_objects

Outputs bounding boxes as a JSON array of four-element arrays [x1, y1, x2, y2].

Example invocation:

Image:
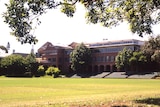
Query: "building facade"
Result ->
[[37, 39, 144, 74]]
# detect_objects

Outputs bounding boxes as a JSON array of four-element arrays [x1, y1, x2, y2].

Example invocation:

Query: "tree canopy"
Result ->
[[115, 48, 132, 71], [70, 43, 91, 73], [129, 51, 147, 72], [142, 35, 160, 70], [115, 48, 147, 73], [3, 0, 160, 44]]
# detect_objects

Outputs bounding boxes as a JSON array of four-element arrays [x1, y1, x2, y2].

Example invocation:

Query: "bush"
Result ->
[[37, 65, 45, 76], [45, 67, 60, 78], [0, 54, 26, 76]]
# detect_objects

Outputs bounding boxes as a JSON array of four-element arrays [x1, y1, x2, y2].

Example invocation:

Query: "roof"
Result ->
[[37, 39, 145, 52], [38, 42, 54, 52], [88, 39, 144, 48], [38, 42, 72, 53]]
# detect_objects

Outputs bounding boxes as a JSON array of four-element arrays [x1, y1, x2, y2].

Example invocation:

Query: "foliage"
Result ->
[[129, 51, 147, 65], [0, 53, 38, 76], [70, 43, 91, 73], [3, 0, 160, 44], [0, 54, 26, 76], [151, 50, 160, 62], [129, 51, 147, 72], [37, 65, 45, 76], [141, 35, 160, 71], [35, 65, 45, 76], [25, 53, 38, 75], [26, 53, 37, 64], [115, 48, 132, 71], [116, 47, 147, 72], [142, 36, 160, 56], [45, 66, 60, 77], [45, 66, 54, 76]]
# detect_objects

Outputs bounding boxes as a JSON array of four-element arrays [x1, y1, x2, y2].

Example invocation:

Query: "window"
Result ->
[[97, 57, 101, 62], [102, 56, 105, 62], [92, 57, 96, 62], [45, 50, 57, 55], [59, 58, 62, 62], [65, 58, 69, 62], [111, 56, 115, 62], [106, 56, 109, 62], [65, 50, 72, 55], [48, 58, 51, 61], [52, 58, 56, 62]]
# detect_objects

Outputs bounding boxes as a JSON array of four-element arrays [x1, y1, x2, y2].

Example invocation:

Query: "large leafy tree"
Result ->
[[116, 48, 147, 73], [70, 43, 91, 73], [141, 35, 160, 71], [129, 51, 147, 72], [3, 0, 160, 44], [115, 48, 132, 72]]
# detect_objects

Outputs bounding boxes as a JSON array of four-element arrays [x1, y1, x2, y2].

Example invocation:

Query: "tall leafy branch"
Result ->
[[3, 0, 160, 44]]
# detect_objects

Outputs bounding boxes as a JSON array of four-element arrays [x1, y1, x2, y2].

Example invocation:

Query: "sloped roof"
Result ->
[[38, 42, 54, 52], [38, 42, 72, 53]]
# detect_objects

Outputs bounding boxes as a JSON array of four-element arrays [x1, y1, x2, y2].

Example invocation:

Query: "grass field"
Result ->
[[0, 77, 160, 107]]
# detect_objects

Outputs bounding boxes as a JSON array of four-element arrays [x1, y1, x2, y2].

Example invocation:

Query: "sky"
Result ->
[[0, 0, 159, 54]]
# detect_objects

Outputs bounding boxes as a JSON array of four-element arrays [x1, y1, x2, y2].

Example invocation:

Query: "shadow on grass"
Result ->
[[135, 97, 160, 106], [111, 105, 129, 107]]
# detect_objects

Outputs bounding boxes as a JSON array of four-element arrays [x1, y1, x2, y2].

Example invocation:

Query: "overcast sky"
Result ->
[[1, 0, 158, 54]]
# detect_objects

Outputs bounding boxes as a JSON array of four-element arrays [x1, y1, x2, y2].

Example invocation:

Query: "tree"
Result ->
[[3, 0, 160, 44], [0, 54, 26, 76], [26, 53, 36, 64], [115, 48, 132, 72], [142, 36, 160, 55], [116, 48, 147, 73], [25, 53, 38, 75], [129, 51, 147, 72], [70, 43, 91, 74], [142, 35, 160, 71]]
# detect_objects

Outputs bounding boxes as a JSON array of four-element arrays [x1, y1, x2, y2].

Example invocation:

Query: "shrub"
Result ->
[[37, 65, 45, 76], [45, 67, 60, 78], [0, 54, 26, 76]]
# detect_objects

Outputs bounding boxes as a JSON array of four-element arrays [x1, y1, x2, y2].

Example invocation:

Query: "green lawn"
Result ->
[[0, 77, 160, 107]]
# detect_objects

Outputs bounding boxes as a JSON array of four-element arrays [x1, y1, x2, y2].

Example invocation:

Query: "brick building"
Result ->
[[37, 39, 144, 74]]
